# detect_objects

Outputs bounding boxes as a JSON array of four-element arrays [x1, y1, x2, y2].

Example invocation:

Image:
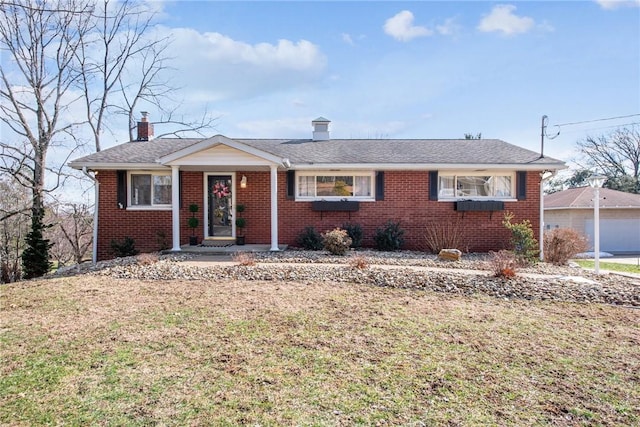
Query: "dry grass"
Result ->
[[1, 275, 639, 426], [348, 254, 369, 270], [231, 251, 257, 266]]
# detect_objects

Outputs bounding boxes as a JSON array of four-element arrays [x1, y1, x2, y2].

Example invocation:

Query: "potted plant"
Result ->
[[187, 203, 199, 245], [235, 204, 246, 245]]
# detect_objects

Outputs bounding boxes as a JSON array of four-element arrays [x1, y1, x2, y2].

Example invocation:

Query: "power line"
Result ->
[[559, 121, 640, 135], [556, 114, 640, 127]]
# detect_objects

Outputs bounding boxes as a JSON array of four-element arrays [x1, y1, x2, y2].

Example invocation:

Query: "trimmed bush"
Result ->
[[374, 220, 405, 251], [544, 228, 589, 265], [342, 222, 363, 248], [111, 236, 139, 258], [296, 226, 323, 250], [322, 228, 352, 256]]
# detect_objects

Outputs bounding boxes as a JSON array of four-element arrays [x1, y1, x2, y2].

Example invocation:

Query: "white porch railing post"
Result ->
[[171, 166, 181, 251], [270, 165, 280, 251]]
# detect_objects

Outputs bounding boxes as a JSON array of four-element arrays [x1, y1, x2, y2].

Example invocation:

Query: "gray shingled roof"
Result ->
[[69, 137, 565, 168], [69, 139, 201, 166], [545, 187, 640, 209]]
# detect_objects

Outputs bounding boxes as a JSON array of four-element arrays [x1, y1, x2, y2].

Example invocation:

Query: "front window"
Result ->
[[297, 172, 374, 200], [439, 174, 513, 199], [130, 173, 172, 206]]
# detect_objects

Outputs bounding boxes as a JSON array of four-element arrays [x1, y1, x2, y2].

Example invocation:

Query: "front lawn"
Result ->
[[2, 275, 638, 425], [574, 259, 640, 275]]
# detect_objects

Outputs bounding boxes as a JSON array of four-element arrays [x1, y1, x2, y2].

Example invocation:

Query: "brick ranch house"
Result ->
[[69, 116, 566, 261]]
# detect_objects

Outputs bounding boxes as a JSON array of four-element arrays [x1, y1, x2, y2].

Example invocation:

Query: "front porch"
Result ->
[[160, 135, 290, 253], [164, 243, 289, 256]]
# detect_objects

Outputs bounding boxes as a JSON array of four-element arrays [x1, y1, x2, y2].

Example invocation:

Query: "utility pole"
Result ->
[[540, 115, 560, 158]]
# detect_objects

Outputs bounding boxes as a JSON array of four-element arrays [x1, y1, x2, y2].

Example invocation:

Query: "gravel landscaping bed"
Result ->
[[57, 250, 640, 307]]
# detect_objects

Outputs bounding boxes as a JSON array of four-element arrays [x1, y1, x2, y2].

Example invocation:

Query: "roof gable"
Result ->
[[158, 135, 283, 166], [545, 187, 640, 209]]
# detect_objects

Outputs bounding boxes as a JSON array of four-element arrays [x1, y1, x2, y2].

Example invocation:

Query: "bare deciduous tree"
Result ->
[[46, 202, 93, 266], [1, 0, 215, 276], [77, 0, 215, 150], [577, 126, 640, 193], [0, 177, 30, 283], [0, 0, 93, 276]]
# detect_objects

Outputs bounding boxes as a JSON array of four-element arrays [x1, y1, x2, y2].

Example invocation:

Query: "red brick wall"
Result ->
[[275, 171, 540, 252], [95, 169, 541, 260], [95, 170, 204, 260]]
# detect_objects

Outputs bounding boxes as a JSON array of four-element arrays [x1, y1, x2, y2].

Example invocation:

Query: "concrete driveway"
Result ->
[[603, 256, 640, 266]]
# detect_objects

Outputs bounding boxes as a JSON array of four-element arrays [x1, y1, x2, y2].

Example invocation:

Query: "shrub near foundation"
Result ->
[[322, 228, 352, 256], [374, 220, 405, 251], [502, 212, 538, 265], [296, 226, 323, 250], [110, 236, 139, 258], [342, 222, 363, 248], [424, 220, 464, 254]]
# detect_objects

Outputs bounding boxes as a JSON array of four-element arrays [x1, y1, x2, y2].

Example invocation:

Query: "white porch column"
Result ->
[[171, 165, 181, 251], [270, 164, 280, 251]]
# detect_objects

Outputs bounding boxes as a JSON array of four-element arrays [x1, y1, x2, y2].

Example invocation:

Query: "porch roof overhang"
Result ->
[[157, 134, 286, 168]]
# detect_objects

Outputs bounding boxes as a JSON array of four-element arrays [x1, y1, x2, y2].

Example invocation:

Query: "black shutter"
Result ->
[[375, 171, 384, 201], [286, 170, 295, 200], [429, 171, 438, 201], [116, 170, 127, 209], [179, 171, 183, 208], [516, 171, 527, 200]]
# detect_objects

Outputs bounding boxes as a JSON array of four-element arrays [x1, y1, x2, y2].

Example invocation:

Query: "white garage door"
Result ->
[[584, 218, 640, 253]]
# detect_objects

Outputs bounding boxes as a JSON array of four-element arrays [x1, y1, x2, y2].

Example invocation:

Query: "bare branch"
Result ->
[[577, 125, 640, 193]]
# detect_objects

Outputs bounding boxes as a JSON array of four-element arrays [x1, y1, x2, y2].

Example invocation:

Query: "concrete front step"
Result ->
[[163, 244, 288, 255]]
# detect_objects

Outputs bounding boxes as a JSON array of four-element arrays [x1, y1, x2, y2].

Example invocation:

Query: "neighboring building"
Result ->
[[69, 116, 565, 261], [544, 187, 640, 254]]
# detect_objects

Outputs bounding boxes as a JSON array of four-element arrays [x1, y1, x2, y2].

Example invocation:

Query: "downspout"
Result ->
[[82, 167, 99, 264], [539, 170, 556, 261]]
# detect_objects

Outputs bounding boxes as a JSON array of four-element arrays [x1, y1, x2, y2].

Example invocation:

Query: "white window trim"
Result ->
[[127, 171, 173, 210], [295, 170, 376, 201], [438, 171, 517, 201]]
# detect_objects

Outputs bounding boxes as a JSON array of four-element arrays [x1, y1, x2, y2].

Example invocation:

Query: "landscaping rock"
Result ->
[[54, 250, 640, 307], [438, 249, 462, 261]]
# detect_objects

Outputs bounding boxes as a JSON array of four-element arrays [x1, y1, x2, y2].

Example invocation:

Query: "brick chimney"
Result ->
[[312, 117, 330, 141], [137, 111, 154, 141]]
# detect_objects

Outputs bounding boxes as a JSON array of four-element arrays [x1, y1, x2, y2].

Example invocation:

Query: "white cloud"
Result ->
[[435, 18, 460, 36], [596, 0, 640, 9], [161, 27, 327, 103], [342, 33, 354, 45], [478, 4, 535, 35], [341, 33, 366, 46], [384, 10, 432, 42]]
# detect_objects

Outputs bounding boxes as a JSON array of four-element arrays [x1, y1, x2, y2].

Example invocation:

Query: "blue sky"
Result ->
[[136, 0, 639, 167]]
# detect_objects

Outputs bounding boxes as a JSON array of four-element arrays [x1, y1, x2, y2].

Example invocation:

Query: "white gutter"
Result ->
[[70, 162, 165, 170], [291, 163, 567, 171], [82, 167, 99, 265]]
